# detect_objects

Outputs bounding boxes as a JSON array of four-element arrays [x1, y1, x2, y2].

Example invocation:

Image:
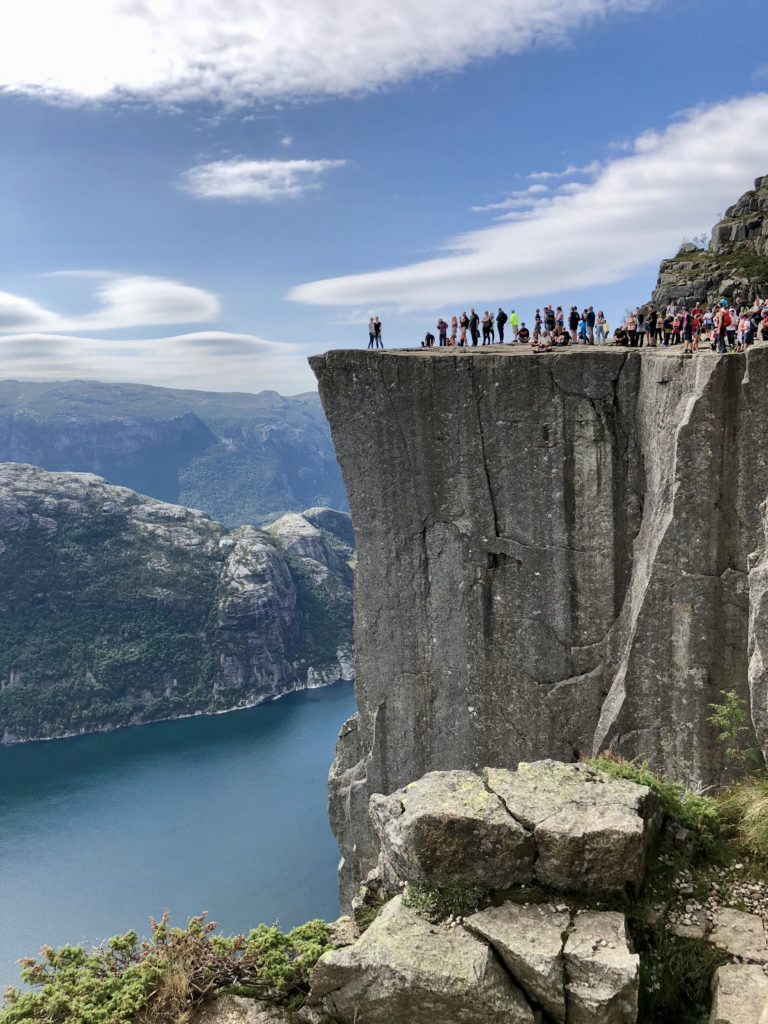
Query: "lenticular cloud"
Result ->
[[0, 0, 652, 105]]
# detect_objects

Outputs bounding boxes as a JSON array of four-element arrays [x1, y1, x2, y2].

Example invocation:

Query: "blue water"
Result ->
[[0, 681, 355, 989]]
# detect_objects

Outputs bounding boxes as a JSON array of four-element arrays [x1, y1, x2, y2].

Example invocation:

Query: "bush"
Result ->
[[717, 773, 768, 860], [587, 754, 721, 849], [0, 913, 332, 1024]]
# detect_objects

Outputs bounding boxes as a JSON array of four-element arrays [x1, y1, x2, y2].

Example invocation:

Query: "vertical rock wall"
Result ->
[[311, 348, 767, 906]]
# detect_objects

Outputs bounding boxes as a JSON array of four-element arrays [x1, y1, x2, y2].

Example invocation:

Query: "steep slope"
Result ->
[[0, 380, 347, 526], [651, 175, 768, 308], [312, 345, 768, 906], [0, 464, 353, 743]]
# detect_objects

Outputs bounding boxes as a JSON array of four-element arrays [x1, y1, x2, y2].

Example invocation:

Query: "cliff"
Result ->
[[312, 345, 768, 906], [650, 175, 768, 308], [0, 464, 353, 743], [0, 380, 347, 526]]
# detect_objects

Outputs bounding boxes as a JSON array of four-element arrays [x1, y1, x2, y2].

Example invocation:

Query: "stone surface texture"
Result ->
[[563, 911, 639, 1024], [709, 908, 768, 964], [192, 995, 292, 1024], [484, 761, 661, 894], [650, 175, 768, 309], [369, 769, 534, 888], [310, 895, 534, 1024], [710, 964, 768, 1024], [313, 345, 768, 904], [467, 903, 569, 1022]]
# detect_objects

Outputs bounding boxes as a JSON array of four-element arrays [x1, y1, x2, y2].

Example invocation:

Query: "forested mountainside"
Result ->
[[0, 380, 347, 527], [0, 464, 353, 743]]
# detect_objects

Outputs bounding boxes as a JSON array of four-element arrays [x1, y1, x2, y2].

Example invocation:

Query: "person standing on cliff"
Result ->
[[459, 312, 469, 346], [469, 309, 480, 346], [496, 307, 507, 344], [568, 306, 579, 345], [586, 306, 596, 344], [368, 317, 376, 349], [373, 316, 383, 348], [510, 308, 520, 342]]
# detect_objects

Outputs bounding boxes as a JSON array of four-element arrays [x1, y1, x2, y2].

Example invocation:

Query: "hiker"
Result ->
[[469, 309, 480, 346], [481, 311, 493, 345], [496, 307, 508, 344], [568, 306, 580, 344], [595, 310, 607, 344], [586, 306, 596, 344], [459, 312, 469, 346], [373, 316, 383, 348], [450, 316, 458, 346], [518, 323, 530, 343], [510, 308, 520, 342], [368, 317, 376, 349]]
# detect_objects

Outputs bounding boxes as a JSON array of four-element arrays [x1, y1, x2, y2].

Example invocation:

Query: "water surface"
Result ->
[[0, 682, 355, 988]]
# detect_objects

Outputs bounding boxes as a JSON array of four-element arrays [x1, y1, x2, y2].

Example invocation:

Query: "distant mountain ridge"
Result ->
[[0, 380, 347, 527], [0, 464, 353, 743]]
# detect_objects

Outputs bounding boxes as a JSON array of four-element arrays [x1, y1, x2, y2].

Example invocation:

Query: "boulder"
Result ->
[[369, 770, 534, 889], [710, 964, 768, 1024], [192, 995, 292, 1023], [484, 761, 661, 895], [310, 895, 534, 1024], [709, 908, 768, 964], [467, 903, 570, 1022], [563, 911, 639, 1024]]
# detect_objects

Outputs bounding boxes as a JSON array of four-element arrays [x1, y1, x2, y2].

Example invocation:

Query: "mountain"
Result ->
[[0, 464, 353, 743], [650, 174, 768, 309], [0, 380, 347, 527]]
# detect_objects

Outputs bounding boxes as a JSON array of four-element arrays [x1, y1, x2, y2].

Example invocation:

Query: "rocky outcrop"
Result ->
[[311, 895, 536, 1024], [0, 464, 353, 742], [311, 346, 768, 906], [650, 175, 768, 309], [370, 761, 660, 896], [710, 965, 768, 1024]]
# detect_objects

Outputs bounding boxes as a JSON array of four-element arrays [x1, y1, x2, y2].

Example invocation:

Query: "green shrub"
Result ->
[[0, 913, 332, 1024], [717, 774, 768, 860], [587, 755, 721, 848], [635, 929, 728, 1023], [402, 882, 489, 922]]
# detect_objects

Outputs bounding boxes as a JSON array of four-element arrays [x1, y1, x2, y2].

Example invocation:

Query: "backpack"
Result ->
[[723, 311, 732, 328]]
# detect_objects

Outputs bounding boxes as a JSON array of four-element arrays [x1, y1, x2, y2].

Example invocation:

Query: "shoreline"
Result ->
[[0, 672, 355, 749]]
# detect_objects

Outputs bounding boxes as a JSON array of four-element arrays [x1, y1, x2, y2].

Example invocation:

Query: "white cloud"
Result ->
[[528, 160, 602, 180], [0, 332, 315, 393], [472, 185, 549, 213], [288, 93, 768, 311], [0, 0, 655, 105], [179, 158, 347, 201], [0, 275, 219, 332]]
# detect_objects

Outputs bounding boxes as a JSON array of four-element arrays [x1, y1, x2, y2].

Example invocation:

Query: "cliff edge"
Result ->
[[311, 346, 768, 906]]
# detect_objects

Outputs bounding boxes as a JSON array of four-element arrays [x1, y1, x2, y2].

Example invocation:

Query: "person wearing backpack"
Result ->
[[568, 306, 580, 344]]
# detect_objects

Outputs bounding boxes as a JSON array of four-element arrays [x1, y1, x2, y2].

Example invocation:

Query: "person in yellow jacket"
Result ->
[[509, 309, 520, 342]]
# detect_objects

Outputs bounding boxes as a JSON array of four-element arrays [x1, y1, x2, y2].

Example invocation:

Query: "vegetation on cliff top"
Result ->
[[0, 914, 332, 1024]]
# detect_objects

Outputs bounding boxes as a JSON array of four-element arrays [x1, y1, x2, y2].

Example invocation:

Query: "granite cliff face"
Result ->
[[0, 464, 353, 743], [312, 346, 768, 906], [650, 175, 768, 309]]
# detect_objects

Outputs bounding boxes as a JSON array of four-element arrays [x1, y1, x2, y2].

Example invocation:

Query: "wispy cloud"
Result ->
[[472, 185, 549, 213], [178, 158, 347, 201], [288, 93, 768, 311], [0, 275, 219, 332], [527, 161, 602, 180], [0, 332, 315, 393], [0, 0, 656, 106]]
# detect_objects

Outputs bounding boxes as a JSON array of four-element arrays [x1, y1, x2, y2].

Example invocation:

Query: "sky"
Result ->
[[1, 0, 767, 394]]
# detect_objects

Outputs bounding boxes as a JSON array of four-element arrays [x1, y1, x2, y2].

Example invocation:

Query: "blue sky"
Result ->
[[1, 0, 767, 393]]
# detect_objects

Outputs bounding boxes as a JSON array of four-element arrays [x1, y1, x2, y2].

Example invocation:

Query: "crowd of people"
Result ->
[[412, 297, 768, 354], [366, 298, 768, 354]]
